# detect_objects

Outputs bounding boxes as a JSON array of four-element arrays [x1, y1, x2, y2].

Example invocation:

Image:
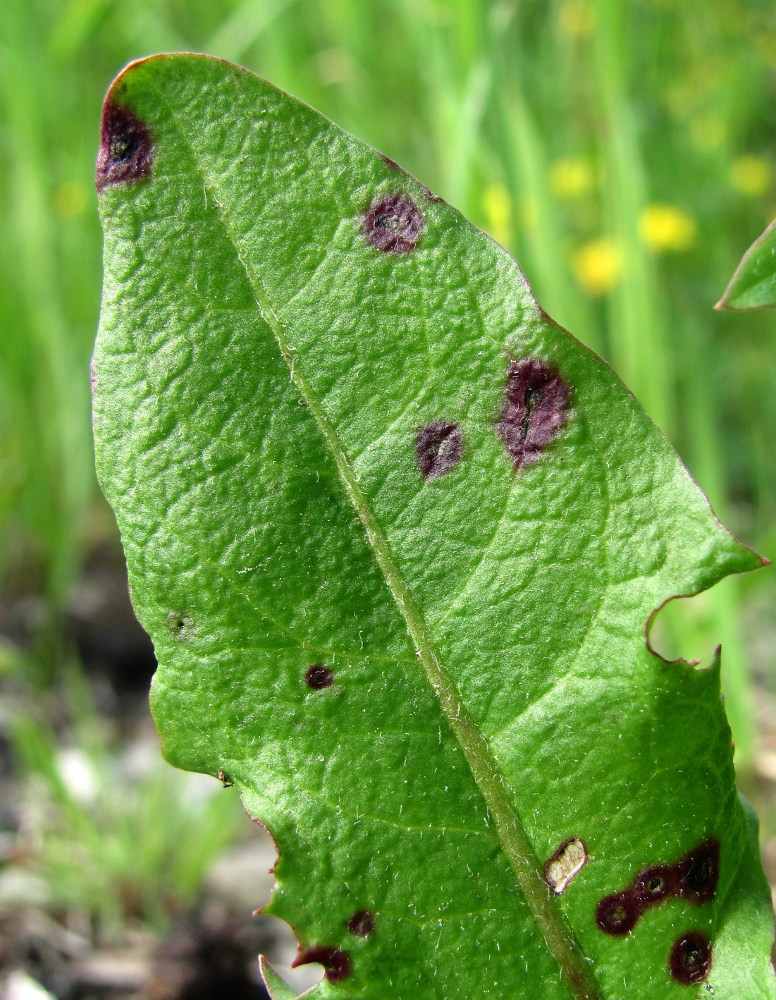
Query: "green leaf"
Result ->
[[260, 956, 315, 1000], [717, 218, 776, 309], [92, 54, 775, 1000]]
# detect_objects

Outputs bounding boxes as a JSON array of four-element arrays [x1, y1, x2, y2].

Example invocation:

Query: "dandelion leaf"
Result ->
[[92, 54, 775, 999]]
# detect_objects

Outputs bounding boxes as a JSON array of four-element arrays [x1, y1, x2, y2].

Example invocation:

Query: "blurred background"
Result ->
[[1, 0, 776, 997]]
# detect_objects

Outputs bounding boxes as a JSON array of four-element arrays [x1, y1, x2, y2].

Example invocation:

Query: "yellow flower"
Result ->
[[54, 180, 88, 218], [549, 157, 594, 200], [639, 204, 696, 253], [558, 0, 596, 37], [572, 238, 622, 295], [730, 155, 771, 197], [482, 182, 513, 247]]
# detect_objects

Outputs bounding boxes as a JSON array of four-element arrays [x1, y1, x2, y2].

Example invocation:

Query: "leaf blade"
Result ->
[[93, 54, 775, 999], [717, 218, 776, 309]]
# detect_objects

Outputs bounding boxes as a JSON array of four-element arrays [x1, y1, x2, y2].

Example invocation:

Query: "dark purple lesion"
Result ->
[[416, 421, 463, 480], [596, 839, 720, 938], [347, 909, 375, 937], [305, 664, 334, 689], [631, 864, 675, 907], [675, 839, 720, 904], [497, 358, 570, 468], [594, 891, 640, 936], [96, 98, 154, 192], [293, 946, 351, 983], [669, 931, 712, 985], [362, 193, 424, 253]]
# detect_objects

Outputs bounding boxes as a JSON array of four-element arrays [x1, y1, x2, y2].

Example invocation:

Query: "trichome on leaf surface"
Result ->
[[92, 54, 775, 1000]]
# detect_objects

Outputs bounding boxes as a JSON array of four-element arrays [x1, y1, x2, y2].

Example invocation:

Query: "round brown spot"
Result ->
[[632, 864, 675, 907], [305, 664, 334, 689], [669, 931, 712, 985], [595, 891, 640, 936], [347, 909, 375, 937], [362, 193, 423, 253]]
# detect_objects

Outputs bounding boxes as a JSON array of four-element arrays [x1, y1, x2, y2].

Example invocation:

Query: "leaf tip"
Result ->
[[260, 956, 306, 1000]]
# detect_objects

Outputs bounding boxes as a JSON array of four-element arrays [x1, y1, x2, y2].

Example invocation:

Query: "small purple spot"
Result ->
[[305, 664, 334, 690], [293, 946, 351, 983], [497, 358, 570, 468], [416, 421, 463, 480], [669, 931, 712, 985], [96, 99, 154, 192], [90, 360, 97, 393], [379, 153, 400, 171], [362, 193, 423, 253], [347, 910, 375, 937], [595, 891, 640, 936], [631, 864, 675, 907]]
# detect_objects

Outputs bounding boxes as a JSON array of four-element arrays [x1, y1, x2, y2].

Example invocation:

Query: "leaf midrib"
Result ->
[[154, 78, 602, 1000]]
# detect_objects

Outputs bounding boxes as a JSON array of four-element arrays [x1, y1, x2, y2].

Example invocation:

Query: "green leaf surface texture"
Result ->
[[717, 218, 776, 309], [92, 55, 775, 1000]]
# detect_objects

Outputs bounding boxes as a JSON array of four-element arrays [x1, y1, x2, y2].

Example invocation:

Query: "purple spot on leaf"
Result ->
[[305, 664, 334, 689], [595, 891, 640, 936], [631, 864, 676, 907], [416, 421, 463, 480], [362, 193, 423, 253], [96, 99, 154, 192], [676, 839, 720, 904], [596, 839, 720, 937], [293, 946, 351, 983], [497, 358, 570, 468], [347, 910, 375, 937], [669, 931, 712, 985]]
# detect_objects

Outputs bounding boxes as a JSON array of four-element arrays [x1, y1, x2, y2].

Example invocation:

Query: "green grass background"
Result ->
[[1, 0, 775, 863]]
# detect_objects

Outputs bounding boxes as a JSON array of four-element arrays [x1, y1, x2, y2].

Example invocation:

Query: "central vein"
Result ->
[[245, 277, 601, 1000], [161, 92, 601, 1000]]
